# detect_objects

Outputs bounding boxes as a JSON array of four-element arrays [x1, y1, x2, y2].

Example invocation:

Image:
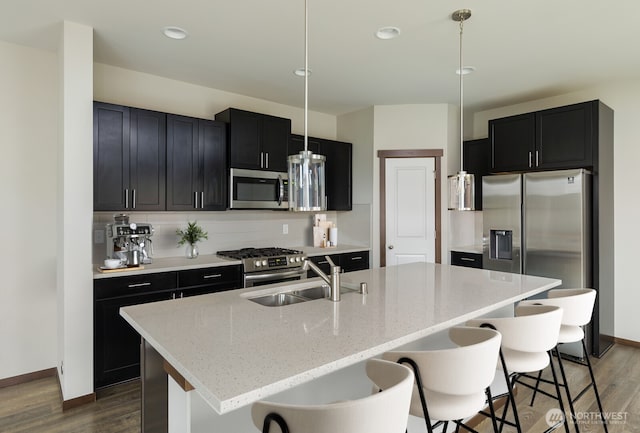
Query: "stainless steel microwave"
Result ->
[[229, 168, 288, 209]]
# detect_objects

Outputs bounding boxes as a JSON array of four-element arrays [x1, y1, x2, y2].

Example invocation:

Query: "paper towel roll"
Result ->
[[329, 227, 338, 246]]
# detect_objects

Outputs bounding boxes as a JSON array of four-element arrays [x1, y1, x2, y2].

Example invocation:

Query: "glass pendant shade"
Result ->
[[288, 150, 326, 212], [448, 171, 475, 210]]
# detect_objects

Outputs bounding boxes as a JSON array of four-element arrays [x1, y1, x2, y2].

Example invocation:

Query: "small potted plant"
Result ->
[[176, 221, 208, 259]]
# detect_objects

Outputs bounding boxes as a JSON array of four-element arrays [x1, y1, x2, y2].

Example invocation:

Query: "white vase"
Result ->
[[186, 243, 199, 259]]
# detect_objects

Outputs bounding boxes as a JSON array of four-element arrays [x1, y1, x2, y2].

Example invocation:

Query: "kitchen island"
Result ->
[[121, 262, 561, 433]]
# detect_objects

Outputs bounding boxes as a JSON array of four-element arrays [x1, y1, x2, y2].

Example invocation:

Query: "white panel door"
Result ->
[[385, 158, 436, 266]]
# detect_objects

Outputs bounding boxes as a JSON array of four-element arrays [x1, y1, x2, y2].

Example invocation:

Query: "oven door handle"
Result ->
[[244, 268, 306, 283]]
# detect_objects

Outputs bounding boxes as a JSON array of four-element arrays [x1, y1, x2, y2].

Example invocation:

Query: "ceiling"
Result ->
[[2, 0, 639, 115]]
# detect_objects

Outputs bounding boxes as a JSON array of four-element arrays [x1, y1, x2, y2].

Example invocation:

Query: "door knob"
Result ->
[[388, 245, 394, 250]]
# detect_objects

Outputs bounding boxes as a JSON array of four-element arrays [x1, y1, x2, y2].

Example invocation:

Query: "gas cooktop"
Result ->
[[216, 247, 303, 260]]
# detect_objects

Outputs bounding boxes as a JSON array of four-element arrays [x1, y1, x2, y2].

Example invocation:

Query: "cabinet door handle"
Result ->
[[318, 260, 329, 265], [128, 282, 151, 288], [125, 189, 129, 209], [201, 191, 204, 209], [535, 150, 539, 167], [528, 151, 532, 168], [460, 257, 476, 262], [265, 152, 269, 168], [172, 292, 176, 300], [203, 274, 222, 279], [351, 256, 363, 260], [260, 152, 264, 168], [132, 189, 136, 209], [194, 191, 198, 209]]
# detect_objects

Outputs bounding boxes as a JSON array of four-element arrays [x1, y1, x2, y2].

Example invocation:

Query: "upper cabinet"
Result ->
[[289, 134, 353, 211], [93, 102, 166, 211], [489, 101, 597, 173], [216, 108, 291, 172], [166, 115, 227, 211]]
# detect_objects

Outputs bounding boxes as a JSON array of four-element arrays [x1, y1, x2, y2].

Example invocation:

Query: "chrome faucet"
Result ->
[[304, 256, 341, 302]]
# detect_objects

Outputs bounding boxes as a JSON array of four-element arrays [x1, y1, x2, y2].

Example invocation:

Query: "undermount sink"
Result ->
[[248, 283, 357, 307], [249, 292, 308, 307]]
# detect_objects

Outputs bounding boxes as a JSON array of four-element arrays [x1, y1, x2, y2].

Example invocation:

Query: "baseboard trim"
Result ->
[[613, 337, 640, 349], [54, 368, 97, 411], [62, 392, 97, 411], [0, 367, 57, 389]]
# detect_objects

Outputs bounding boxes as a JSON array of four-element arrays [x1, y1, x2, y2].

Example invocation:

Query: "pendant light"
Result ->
[[288, 0, 327, 212], [447, 9, 475, 211]]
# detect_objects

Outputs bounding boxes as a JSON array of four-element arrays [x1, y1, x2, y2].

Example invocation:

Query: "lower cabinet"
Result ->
[[94, 266, 242, 389], [307, 250, 370, 277], [450, 251, 483, 269]]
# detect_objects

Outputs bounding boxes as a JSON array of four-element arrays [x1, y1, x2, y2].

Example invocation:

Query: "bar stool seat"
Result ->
[[467, 304, 568, 433], [251, 358, 414, 433], [519, 288, 608, 433], [382, 326, 503, 433]]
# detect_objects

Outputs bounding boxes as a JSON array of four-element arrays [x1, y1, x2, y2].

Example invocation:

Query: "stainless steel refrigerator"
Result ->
[[482, 169, 592, 357]]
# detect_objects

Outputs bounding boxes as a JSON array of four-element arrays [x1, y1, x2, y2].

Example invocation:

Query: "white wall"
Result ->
[[57, 21, 94, 401], [472, 81, 640, 343], [94, 63, 336, 139], [369, 104, 458, 267], [0, 41, 58, 380]]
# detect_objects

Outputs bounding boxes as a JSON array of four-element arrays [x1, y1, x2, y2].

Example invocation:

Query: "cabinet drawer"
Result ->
[[450, 251, 483, 269], [95, 272, 177, 300], [177, 265, 242, 289], [340, 251, 370, 272]]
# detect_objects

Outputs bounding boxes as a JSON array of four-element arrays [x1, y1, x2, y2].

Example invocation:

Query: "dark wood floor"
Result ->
[[0, 344, 638, 433]]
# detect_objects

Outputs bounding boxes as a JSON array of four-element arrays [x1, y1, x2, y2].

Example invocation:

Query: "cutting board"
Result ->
[[97, 265, 144, 273]]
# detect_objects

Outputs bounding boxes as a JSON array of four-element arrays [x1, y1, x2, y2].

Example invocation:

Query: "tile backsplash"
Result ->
[[92, 205, 371, 263]]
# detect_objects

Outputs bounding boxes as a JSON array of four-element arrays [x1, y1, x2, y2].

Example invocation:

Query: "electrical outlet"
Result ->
[[94, 229, 105, 244], [282, 224, 288, 234]]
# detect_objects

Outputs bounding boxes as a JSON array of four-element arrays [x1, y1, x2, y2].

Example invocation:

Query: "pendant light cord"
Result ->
[[459, 17, 464, 171], [304, 0, 309, 153]]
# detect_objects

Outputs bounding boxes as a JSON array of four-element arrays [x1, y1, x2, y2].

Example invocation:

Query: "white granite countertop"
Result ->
[[120, 262, 560, 414], [93, 244, 369, 279]]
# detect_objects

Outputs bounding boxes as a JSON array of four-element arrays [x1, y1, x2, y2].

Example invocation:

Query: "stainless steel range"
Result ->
[[216, 247, 308, 287]]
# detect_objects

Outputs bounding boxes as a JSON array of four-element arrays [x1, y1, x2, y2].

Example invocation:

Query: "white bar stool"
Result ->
[[251, 358, 414, 433], [382, 326, 503, 433], [467, 304, 569, 433], [520, 288, 608, 433]]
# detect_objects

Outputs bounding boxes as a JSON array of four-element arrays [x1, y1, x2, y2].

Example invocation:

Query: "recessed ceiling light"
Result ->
[[294, 68, 312, 77], [162, 26, 188, 40], [375, 26, 401, 40], [456, 66, 476, 75]]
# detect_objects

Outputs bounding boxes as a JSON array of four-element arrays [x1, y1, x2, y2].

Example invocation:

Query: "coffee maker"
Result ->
[[106, 215, 154, 266]]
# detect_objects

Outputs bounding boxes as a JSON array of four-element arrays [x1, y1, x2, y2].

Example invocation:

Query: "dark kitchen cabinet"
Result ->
[[535, 102, 593, 169], [166, 115, 227, 211], [94, 272, 177, 389], [94, 265, 241, 389], [338, 251, 370, 272], [489, 113, 535, 172], [177, 265, 243, 294], [307, 250, 369, 277], [450, 250, 482, 269], [216, 108, 291, 172], [489, 101, 597, 173], [93, 102, 166, 211], [463, 138, 490, 210], [289, 134, 353, 211]]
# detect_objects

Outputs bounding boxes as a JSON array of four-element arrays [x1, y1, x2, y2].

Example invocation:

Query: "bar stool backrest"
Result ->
[[546, 288, 596, 327], [251, 358, 414, 433], [468, 304, 563, 353]]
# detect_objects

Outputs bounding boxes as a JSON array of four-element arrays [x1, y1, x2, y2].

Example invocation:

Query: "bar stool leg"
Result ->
[[529, 370, 543, 406], [581, 340, 608, 433], [547, 350, 571, 433], [554, 347, 580, 433]]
